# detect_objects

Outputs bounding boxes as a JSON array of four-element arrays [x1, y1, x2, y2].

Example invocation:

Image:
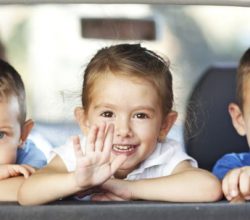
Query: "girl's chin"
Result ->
[[111, 152, 141, 177], [115, 161, 140, 177], [114, 167, 134, 179]]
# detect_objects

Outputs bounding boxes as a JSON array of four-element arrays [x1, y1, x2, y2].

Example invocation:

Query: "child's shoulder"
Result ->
[[17, 139, 40, 157], [16, 139, 47, 168], [142, 138, 192, 167], [158, 137, 184, 155], [215, 151, 250, 166], [212, 151, 250, 180]]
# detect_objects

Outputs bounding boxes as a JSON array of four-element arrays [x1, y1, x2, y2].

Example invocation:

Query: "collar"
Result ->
[[126, 138, 176, 178]]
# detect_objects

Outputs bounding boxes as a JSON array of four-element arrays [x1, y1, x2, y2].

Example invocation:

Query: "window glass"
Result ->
[[0, 4, 249, 123]]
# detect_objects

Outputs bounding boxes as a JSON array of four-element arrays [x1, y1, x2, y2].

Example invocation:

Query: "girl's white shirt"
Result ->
[[49, 136, 197, 180]]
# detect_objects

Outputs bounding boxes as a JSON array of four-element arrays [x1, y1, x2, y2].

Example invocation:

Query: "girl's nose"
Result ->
[[115, 118, 132, 138]]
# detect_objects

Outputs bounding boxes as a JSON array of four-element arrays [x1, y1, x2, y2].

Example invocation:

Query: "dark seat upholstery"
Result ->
[[184, 64, 249, 171]]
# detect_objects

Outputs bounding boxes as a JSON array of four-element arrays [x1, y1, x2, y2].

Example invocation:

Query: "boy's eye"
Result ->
[[100, 111, 114, 118], [134, 113, 149, 119], [0, 131, 6, 139]]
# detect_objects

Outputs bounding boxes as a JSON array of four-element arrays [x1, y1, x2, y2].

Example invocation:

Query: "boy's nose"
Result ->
[[115, 118, 132, 138]]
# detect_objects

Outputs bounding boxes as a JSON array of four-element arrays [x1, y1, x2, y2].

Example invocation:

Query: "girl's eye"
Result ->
[[0, 131, 6, 139], [134, 113, 149, 119], [100, 111, 114, 118]]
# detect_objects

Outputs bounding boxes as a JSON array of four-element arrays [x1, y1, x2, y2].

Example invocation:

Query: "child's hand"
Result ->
[[91, 178, 133, 201], [222, 166, 250, 201], [73, 123, 127, 191], [0, 164, 36, 180]]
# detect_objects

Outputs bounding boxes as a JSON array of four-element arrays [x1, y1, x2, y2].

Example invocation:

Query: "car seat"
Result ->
[[184, 64, 249, 171]]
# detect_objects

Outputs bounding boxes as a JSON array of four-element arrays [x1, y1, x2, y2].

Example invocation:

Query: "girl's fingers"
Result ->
[[72, 136, 84, 159], [95, 122, 106, 152], [102, 124, 114, 162], [104, 192, 125, 201], [91, 192, 125, 201], [91, 193, 111, 201], [110, 154, 127, 175], [86, 125, 98, 153]]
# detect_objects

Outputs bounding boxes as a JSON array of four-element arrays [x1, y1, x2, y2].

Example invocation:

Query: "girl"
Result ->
[[18, 43, 222, 205]]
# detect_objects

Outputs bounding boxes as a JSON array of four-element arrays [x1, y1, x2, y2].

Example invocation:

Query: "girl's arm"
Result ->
[[93, 161, 223, 202], [18, 155, 81, 205], [18, 124, 127, 205]]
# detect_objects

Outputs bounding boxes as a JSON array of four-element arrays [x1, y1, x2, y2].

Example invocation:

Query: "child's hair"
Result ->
[[82, 43, 173, 115], [237, 48, 250, 110], [0, 59, 26, 124]]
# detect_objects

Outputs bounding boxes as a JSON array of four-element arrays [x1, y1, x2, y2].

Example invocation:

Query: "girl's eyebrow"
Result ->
[[93, 103, 116, 109], [94, 103, 156, 113], [133, 105, 156, 113]]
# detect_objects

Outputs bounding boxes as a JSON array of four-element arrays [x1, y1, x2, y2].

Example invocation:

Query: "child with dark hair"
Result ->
[[213, 48, 250, 202], [0, 59, 47, 201]]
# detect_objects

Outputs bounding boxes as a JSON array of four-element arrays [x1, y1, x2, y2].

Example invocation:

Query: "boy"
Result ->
[[0, 59, 47, 201], [213, 48, 250, 202]]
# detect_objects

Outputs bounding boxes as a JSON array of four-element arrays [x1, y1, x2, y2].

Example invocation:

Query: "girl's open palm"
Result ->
[[72, 123, 127, 190]]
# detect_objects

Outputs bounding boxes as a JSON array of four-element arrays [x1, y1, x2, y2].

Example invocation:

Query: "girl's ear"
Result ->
[[158, 111, 178, 141], [19, 119, 34, 147], [74, 107, 89, 135], [228, 102, 246, 136]]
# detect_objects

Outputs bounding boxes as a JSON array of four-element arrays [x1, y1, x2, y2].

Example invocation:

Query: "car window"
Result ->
[[0, 4, 249, 124]]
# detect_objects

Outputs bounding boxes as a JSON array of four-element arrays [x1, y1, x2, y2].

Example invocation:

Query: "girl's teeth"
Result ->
[[112, 145, 135, 151]]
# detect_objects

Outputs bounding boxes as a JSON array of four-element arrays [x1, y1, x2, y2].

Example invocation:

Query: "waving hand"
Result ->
[[73, 123, 127, 190]]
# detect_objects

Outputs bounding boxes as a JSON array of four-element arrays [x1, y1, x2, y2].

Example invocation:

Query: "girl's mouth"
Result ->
[[112, 144, 138, 155]]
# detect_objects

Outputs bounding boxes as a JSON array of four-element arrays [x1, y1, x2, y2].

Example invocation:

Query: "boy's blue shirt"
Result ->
[[212, 152, 250, 180], [16, 139, 47, 169]]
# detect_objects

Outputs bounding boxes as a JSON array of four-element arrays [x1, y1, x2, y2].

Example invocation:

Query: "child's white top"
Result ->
[[50, 136, 197, 180]]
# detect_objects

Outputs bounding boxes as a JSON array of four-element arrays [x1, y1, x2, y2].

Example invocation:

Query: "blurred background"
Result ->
[[0, 4, 249, 125]]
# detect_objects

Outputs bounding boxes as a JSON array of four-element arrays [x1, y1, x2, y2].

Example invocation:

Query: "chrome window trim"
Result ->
[[0, 0, 249, 7]]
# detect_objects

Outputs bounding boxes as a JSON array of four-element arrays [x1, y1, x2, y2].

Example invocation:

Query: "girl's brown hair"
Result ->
[[82, 43, 173, 115]]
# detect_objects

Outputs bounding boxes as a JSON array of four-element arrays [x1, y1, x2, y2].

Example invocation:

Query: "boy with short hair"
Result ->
[[213, 48, 250, 202], [0, 59, 47, 201]]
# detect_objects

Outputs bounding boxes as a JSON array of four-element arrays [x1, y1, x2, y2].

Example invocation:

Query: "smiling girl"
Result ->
[[18, 43, 222, 205]]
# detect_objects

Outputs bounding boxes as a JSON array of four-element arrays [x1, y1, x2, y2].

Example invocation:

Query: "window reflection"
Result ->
[[0, 4, 249, 123]]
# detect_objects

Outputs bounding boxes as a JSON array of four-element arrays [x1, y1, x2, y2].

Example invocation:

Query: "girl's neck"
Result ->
[[114, 165, 138, 179]]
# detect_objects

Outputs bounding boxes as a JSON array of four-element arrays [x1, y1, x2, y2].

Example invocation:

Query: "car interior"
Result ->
[[1, 0, 250, 219], [184, 64, 249, 171]]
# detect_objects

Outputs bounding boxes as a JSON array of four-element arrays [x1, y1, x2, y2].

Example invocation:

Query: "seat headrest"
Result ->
[[184, 64, 248, 171]]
